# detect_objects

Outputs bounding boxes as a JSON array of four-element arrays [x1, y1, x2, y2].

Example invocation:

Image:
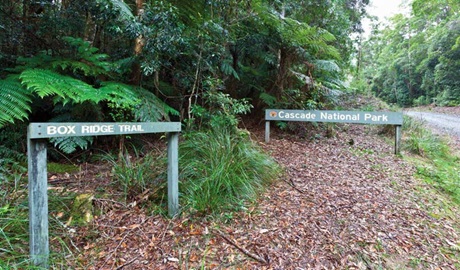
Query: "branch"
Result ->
[[215, 229, 269, 264]]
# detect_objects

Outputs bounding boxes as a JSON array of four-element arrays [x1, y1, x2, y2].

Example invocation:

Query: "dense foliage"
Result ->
[[354, 0, 460, 107], [0, 0, 368, 128]]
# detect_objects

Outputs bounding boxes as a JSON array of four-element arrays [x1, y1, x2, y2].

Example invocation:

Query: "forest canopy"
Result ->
[[0, 0, 369, 130], [1, 0, 458, 154], [354, 0, 460, 107]]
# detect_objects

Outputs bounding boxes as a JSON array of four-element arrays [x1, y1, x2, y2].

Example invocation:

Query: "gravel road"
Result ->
[[405, 111, 460, 139]]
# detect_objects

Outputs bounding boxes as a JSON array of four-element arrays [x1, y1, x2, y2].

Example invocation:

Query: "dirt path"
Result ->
[[405, 111, 460, 138], [75, 125, 460, 269]]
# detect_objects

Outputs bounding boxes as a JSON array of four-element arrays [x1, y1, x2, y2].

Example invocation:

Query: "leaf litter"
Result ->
[[67, 124, 460, 269]]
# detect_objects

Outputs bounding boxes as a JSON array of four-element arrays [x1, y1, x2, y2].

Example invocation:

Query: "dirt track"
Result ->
[[405, 111, 460, 139]]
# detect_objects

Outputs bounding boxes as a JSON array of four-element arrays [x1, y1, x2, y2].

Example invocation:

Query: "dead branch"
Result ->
[[115, 256, 139, 270], [215, 229, 269, 264]]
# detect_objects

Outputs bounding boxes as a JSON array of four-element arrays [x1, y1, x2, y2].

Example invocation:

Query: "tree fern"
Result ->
[[220, 60, 240, 80], [52, 37, 112, 76], [50, 136, 94, 154], [97, 82, 141, 106], [20, 69, 91, 103], [132, 86, 179, 122], [0, 77, 32, 128]]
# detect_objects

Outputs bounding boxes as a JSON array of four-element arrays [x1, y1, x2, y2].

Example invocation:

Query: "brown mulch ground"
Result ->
[[65, 123, 460, 269]]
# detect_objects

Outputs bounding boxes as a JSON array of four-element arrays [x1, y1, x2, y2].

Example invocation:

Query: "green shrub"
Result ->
[[179, 127, 280, 214]]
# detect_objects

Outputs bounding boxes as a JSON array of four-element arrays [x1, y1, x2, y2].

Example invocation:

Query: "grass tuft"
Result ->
[[179, 127, 281, 215]]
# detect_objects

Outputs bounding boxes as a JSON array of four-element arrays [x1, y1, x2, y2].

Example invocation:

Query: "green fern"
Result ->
[[259, 92, 277, 107], [220, 60, 240, 80], [50, 136, 94, 154], [253, 2, 340, 60], [132, 87, 179, 122], [96, 0, 134, 21], [0, 77, 32, 127], [52, 37, 112, 76], [97, 82, 141, 106], [20, 69, 91, 103]]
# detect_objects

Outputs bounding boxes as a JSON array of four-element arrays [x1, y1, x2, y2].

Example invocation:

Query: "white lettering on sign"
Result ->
[[118, 124, 145, 132], [47, 125, 76, 135], [278, 111, 316, 120], [81, 125, 115, 134], [320, 112, 359, 121], [364, 114, 388, 122]]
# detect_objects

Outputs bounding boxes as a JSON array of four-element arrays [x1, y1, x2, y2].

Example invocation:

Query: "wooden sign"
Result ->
[[265, 109, 403, 155], [27, 122, 181, 268], [265, 110, 403, 125]]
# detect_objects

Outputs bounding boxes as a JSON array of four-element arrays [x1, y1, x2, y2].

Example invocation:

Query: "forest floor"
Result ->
[[60, 109, 460, 269]]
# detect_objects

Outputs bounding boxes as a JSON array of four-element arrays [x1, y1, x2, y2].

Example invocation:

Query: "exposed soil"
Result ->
[[57, 122, 460, 269]]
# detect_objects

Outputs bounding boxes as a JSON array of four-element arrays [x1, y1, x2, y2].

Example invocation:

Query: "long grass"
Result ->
[[403, 116, 460, 202], [179, 128, 281, 214]]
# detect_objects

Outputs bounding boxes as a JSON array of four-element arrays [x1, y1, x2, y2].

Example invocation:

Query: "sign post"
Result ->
[[265, 110, 403, 154], [27, 122, 181, 268]]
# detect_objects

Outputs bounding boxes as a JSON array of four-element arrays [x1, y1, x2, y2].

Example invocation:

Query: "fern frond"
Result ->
[[97, 82, 141, 106], [50, 136, 94, 154], [96, 0, 135, 21], [259, 92, 277, 107], [0, 77, 32, 128], [99, 82, 178, 121], [313, 60, 341, 74], [132, 87, 179, 122], [52, 60, 111, 77], [221, 60, 240, 80], [57, 37, 113, 76], [20, 69, 91, 103]]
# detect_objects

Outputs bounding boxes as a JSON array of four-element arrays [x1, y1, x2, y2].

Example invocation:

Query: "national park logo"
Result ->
[[270, 111, 277, 118]]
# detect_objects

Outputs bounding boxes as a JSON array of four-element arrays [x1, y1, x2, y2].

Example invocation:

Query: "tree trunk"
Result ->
[[131, 0, 145, 85]]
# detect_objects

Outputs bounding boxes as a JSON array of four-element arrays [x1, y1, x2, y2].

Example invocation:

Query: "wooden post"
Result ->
[[27, 137, 49, 268], [27, 122, 181, 267], [395, 125, 402, 155], [167, 132, 179, 217], [265, 121, 270, 143]]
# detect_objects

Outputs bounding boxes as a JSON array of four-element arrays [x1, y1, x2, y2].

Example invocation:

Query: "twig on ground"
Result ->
[[115, 256, 139, 270], [215, 229, 269, 264]]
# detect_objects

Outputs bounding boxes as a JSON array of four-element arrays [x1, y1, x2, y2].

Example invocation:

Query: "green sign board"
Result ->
[[265, 110, 403, 125], [264, 109, 403, 155], [29, 122, 181, 139]]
